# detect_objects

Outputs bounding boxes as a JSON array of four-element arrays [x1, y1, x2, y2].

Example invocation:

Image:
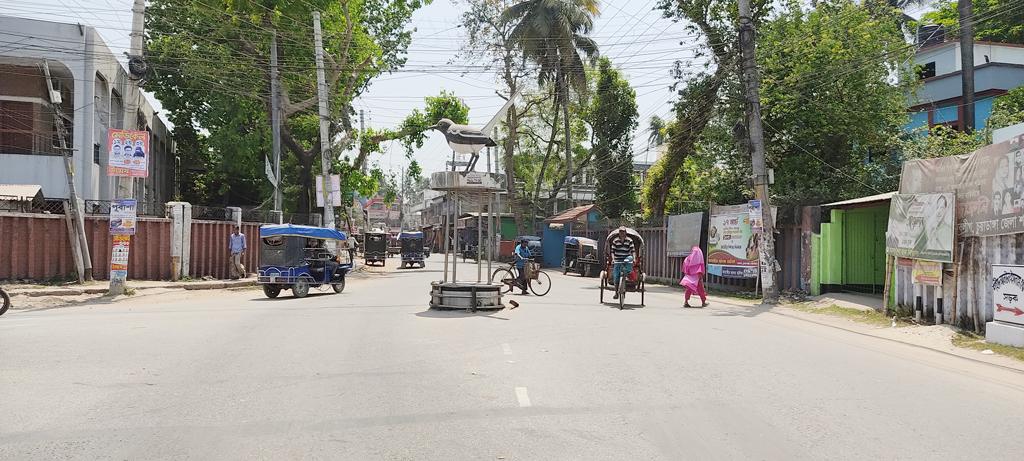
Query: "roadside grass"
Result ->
[[952, 332, 1024, 362], [788, 303, 913, 327]]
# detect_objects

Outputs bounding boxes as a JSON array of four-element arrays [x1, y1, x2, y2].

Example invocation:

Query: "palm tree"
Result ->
[[502, 0, 599, 209], [647, 116, 667, 147]]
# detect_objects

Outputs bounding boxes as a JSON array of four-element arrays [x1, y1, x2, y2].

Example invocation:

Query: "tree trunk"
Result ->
[[533, 103, 561, 209], [296, 154, 315, 214], [561, 70, 573, 211]]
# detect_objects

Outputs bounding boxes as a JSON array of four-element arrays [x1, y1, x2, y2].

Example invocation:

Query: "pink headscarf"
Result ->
[[683, 246, 705, 276]]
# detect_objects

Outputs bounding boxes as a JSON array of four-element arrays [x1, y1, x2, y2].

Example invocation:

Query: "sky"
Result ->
[[1, 0, 933, 179]]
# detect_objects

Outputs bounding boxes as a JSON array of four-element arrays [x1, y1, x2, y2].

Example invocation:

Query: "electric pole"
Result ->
[[313, 12, 335, 229], [959, 0, 975, 133], [359, 110, 366, 174], [270, 31, 282, 214], [738, 0, 779, 304]]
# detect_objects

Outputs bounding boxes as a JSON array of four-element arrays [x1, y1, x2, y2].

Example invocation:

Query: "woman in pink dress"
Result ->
[[680, 246, 707, 307]]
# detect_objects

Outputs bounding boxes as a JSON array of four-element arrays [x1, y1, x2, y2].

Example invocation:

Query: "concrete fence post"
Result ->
[[269, 210, 283, 224], [228, 207, 242, 229], [166, 202, 193, 281]]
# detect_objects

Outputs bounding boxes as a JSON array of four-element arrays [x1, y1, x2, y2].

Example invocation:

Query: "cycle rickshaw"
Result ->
[[599, 227, 645, 309]]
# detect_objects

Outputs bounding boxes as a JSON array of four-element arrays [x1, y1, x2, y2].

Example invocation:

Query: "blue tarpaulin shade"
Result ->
[[398, 231, 424, 239], [259, 224, 347, 240]]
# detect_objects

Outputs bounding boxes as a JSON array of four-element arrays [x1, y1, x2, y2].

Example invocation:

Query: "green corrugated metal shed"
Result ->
[[812, 194, 892, 294]]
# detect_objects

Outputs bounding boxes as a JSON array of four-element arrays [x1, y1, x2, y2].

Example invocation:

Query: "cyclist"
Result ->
[[609, 226, 635, 299], [514, 239, 531, 295]]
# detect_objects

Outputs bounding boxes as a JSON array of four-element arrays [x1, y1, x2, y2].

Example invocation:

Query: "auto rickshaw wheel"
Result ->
[[292, 279, 310, 298], [332, 278, 345, 293], [262, 285, 281, 299]]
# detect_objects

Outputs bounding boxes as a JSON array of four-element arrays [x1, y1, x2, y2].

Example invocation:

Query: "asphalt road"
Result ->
[[2, 256, 1023, 460]]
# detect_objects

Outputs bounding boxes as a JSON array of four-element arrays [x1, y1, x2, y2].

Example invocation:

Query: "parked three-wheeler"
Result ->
[[364, 231, 388, 266], [257, 224, 352, 298], [562, 236, 599, 277], [399, 231, 426, 268]]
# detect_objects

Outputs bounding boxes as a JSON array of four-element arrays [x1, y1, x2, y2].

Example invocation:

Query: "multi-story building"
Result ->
[[0, 16, 174, 203], [908, 38, 1024, 132]]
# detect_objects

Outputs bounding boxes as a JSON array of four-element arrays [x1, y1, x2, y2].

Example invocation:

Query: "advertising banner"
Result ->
[[991, 264, 1024, 326], [666, 212, 703, 257], [911, 260, 943, 286], [107, 129, 149, 178], [110, 234, 131, 281], [707, 205, 759, 278], [885, 193, 955, 263], [108, 199, 137, 235], [900, 134, 1024, 238], [748, 200, 764, 233]]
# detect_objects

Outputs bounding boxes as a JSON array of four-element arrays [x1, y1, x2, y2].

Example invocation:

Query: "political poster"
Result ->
[[666, 212, 703, 257], [900, 134, 1024, 238], [911, 260, 943, 286], [108, 199, 137, 235], [885, 193, 955, 263], [315, 175, 342, 207], [748, 200, 763, 232], [110, 234, 131, 281], [107, 129, 149, 178], [991, 264, 1024, 326], [707, 204, 759, 278]]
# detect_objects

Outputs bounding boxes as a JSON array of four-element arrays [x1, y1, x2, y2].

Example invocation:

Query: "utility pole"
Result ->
[[43, 61, 91, 282], [270, 31, 282, 214], [738, 0, 779, 304], [562, 76, 573, 211], [313, 12, 335, 230], [109, 0, 145, 295], [958, 0, 975, 133]]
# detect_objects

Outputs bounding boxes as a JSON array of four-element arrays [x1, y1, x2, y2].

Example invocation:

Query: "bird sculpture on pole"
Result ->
[[427, 91, 519, 172]]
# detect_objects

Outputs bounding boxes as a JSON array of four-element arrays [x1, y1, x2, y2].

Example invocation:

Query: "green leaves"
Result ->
[[590, 58, 639, 218]]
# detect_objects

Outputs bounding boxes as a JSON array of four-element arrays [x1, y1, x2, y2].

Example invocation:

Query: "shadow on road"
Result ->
[[415, 308, 509, 320]]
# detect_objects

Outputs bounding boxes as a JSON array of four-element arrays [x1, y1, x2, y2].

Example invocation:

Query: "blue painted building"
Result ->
[[906, 41, 1024, 133], [541, 204, 602, 268]]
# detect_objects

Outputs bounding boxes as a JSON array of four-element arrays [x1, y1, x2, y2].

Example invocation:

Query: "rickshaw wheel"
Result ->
[[332, 279, 345, 293], [292, 279, 310, 298], [599, 272, 605, 303], [262, 285, 281, 299]]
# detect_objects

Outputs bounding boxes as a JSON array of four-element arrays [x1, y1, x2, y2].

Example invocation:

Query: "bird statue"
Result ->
[[427, 91, 519, 172]]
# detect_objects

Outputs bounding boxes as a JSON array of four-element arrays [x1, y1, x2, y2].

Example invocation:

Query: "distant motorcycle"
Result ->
[[0, 286, 9, 316]]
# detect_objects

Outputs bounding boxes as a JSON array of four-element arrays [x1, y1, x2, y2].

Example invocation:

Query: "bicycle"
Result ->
[[1, 285, 10, 317], [490, 260, 552, 297]]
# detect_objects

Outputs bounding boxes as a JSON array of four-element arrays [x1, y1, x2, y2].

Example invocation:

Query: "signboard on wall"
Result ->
[[911, 260, 942, 286], [666, 212, 703, 257], [900, 134, 1024, 238], [885, 193, 955, 263], [992, 264, 1024, 326], [108, 199, 137, 235], [107, 129, 149, 178], [707, 205, 759, 278]]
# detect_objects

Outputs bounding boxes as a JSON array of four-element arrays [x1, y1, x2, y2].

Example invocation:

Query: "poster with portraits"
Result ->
[[899, 134, 1024, 238], [107, 129, 149, 178], [885, 193, 955, 263]]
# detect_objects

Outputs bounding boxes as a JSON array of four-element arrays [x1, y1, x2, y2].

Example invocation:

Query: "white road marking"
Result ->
[[515, 387, 531, 407], [501, 343, 512, 355]]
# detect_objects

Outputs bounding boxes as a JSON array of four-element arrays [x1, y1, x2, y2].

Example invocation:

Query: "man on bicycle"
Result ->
[[609, 226, 635, 299], [514, 239, 532, 295]]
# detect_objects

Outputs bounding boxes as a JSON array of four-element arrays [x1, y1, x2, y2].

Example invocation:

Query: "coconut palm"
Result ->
[[502, 0, 599, 208], [647, 115, 667, 147]]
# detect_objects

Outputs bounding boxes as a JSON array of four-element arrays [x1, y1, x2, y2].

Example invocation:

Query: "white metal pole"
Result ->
[[313, 12, 335, 231]]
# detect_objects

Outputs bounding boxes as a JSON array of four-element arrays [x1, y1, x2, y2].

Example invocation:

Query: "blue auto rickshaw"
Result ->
[[257, 224, 352, 298]]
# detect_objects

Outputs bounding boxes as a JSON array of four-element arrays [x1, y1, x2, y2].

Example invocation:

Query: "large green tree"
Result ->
[[502, 0, 599, 209], [918, 0, 1024, 44], [589, 58, 639, 218], [146, 0, 428, 213]]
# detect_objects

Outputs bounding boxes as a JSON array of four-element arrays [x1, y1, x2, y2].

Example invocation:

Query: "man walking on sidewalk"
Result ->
[[229, 228, 247, 279]]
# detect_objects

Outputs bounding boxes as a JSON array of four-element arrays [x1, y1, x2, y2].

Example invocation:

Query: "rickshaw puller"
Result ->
[[610, 226, 635, 299]]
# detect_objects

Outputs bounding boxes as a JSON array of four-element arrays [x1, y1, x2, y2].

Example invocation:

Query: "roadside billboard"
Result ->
[[885, 193, 955, 263], [992, 264, 1024, 326], [108, 199, 137, 235], [900, 134, 1024, 238], [707, 204, 759, 278], [666, 212, 703, 257]]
